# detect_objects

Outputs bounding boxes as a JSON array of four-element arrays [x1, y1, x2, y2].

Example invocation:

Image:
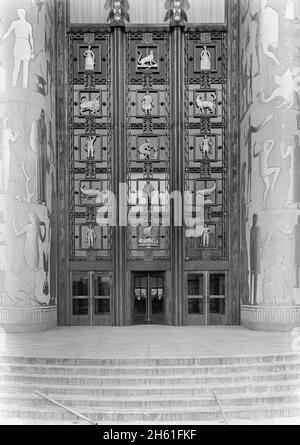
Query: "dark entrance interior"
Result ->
[[132, 272, 165, 325]]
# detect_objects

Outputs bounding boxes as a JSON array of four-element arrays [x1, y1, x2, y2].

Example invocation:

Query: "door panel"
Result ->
[[132, 272, 165, 325], [186, 272, 228, 325], [71, 271, 112, 325]]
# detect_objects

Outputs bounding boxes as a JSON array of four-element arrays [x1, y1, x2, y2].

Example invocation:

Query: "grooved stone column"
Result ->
[[0, 0, 57, 332], [170, 24, 185, 326], [240, 0, 300, 331]]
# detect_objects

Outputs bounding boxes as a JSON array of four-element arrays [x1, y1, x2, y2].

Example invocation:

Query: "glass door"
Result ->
[[186, 272, 228, 325], [71, 271, 112, 325], [132, 272, 165, 325]]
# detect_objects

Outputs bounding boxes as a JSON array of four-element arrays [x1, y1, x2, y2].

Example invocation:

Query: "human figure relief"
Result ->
[[12, 212, 46, 271], [138, 226, 158, 248], [1, 9, 35, 88], [281, 125, 300, 208], [105, 0, 130, 23], [263, 254, 291, 305], [259, 67, 300, 109], [276, 215, 300, 288], [141, 91, 154, 115], [0, 118, 22, 194], [285, 0, 296, 21], [250, 0, 279, 76], [250, 213, 262, 306], [84, 46, 95, 71], [85, 225, 97, 249], [84, 135, 96, 160], [202, 226, 213, 248], [164, 0, 190, 23], [200, 135, 213, 158], [253, 140, 280, 209], [200, 46, 211, 71], [30, 110, 48, 205], [138, 139, 158, 161], [137, 51, 158, 69], [244, 113, 273, 205]]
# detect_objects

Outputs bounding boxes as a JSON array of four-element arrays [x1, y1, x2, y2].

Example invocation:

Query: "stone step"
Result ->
[[1, 361, 300, 377], [1, 380, 300, 397], [0, 353, 299, 367], [1, 402, 300, 423], [2, 370, 300, 386], [1, 391, 300, 409]]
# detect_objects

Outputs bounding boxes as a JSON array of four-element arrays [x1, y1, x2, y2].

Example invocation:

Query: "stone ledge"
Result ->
[[241, 305, 300, 332], [0, 307, 57, 333]]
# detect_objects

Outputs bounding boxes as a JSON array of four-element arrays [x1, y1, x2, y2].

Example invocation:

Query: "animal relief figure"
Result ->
[[80, 185, 100, 199], [12, 212, 46, 271], [137, 50, 158, 69], [258, 67, 300, 109], [196, 93, 216, 115], [80, 95, 100, 115]]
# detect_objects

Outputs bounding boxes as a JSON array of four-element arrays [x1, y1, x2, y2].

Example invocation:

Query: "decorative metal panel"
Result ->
[[126, 31, 170, 261], [185, 28, 228, 260], [68, 30, 112, 261]]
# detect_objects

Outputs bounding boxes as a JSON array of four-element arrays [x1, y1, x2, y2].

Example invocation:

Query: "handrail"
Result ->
[[35, 391, 98, 425], [213, 391, 229, 425]]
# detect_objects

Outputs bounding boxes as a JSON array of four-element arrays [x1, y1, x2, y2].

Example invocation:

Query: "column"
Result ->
[[240, 0, 300, 331], [0, 0, 57, 332], [170, 24, 185, 326]]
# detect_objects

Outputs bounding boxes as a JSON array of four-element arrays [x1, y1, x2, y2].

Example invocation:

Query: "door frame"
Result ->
[[131, 271, 166, 325], [185, 271, 228, 326], [70, 271, 113, 326]]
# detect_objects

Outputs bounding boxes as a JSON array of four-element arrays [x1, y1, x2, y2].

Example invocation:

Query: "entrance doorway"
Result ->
[[186, 272, 228, 325], [132, 272, 165, 325], [70, 272, 112, 325]]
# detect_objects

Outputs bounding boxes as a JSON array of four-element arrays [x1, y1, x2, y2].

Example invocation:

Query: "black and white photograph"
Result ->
[[0, 0, 300, 431]]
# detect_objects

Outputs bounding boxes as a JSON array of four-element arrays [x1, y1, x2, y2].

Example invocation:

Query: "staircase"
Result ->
[[1, 353, 300, 424]]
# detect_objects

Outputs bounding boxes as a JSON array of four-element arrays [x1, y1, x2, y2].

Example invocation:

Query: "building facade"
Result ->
[[0, 0, 300, 332]]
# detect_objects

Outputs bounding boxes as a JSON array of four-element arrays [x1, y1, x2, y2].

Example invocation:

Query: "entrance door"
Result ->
[[71, 272, 112, 325], [186, 272, 228, 325], [132, 272, 165, 325]]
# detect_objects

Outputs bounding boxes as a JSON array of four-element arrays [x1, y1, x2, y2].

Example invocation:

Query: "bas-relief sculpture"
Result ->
[[0, 117, 22, 194], [200, 46, 211, 71], [105, 0, 130, 23], [141, 92, 154, 115], [0, 3, 57, 311], [1, 8, 35, 89], [138, 139, 158, 161], [85, 225, 97, 249], [241, 0, 300, 308], [137, 51, 158, 70], [200, 135, 213, 158], [84, 46, 95, 71], [80, 95, 100, 115], [253, 139, 280, 209], [164, 0, 190, 23], [250, 0, 279, 76], [280, 127, 300, 208], [196, 93, 216, 115], [12, 212, 46, 271], [84, 135, 96, 160]]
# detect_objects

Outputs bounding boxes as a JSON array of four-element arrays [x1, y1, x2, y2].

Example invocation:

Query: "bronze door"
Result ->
[[132, 272, 165, 325]]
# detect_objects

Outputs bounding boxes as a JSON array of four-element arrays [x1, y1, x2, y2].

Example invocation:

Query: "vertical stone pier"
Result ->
[[240, 0, 300, 330], [0, 0, 57, 332]]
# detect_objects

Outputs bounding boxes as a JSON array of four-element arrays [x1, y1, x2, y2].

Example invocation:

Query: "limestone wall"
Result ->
[[0, 0, 57, 331], [240, 0, 300, 327]]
